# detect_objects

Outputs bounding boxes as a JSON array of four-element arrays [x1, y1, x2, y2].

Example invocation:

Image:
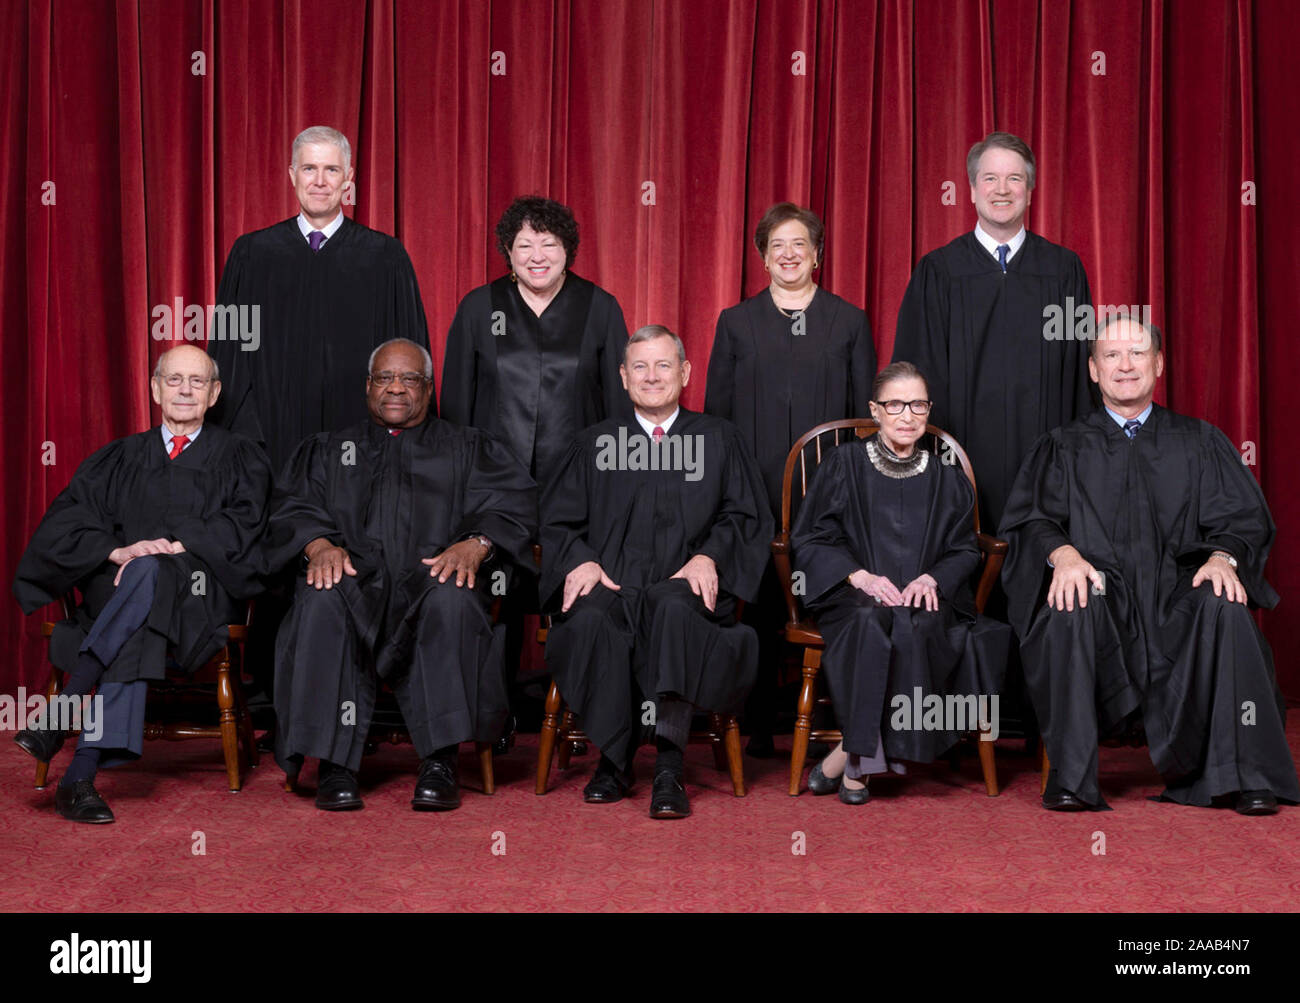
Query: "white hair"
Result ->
[[153, 347, 219, 382], [291, 126, 352, 173], [368, 338, 433, 379]]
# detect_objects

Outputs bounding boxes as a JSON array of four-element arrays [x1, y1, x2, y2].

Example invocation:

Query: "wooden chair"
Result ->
[[33, 593, 258, 793], [532, 538, 748, 797], [771, 419, 1008, 796]]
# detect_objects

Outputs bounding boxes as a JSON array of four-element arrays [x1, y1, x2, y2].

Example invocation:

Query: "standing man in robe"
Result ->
[[13, 346, 272, 823], [541, 326, 771, 818], [1000, 317, 1299, 814], [892, 131, 1093, 532], [266, 339, 536, 812]]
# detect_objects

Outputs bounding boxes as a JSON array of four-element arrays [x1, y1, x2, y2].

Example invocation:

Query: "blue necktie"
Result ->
[[308, 231, 326, 252], [1124, 419, 1141, 439], [997, 244, 1009, 273]]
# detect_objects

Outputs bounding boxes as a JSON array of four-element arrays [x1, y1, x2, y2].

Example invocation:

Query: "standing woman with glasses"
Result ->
[[704, 202, 876, 756], [789, 362, 1010, 804]]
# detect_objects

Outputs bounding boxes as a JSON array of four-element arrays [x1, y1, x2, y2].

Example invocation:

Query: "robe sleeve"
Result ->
[[1065, 252, 1095, 417], [692, 427, 772, 603], [850, 310, 876, 417], [208, 235, 265, 446], [892, 256, 951, 430], [790, 447, 862, 602], [1181, 424, 1279, 608], [538, 438, 603, 609], [598, 294, 631, 422], [170, 438, 274, 599], [262, 435, 340, 576], [923, 465, 981, 602], [439, 296, 477, 426], [12, 442, 127, 613], [456, 430, 539, 571], [703, 310, 736, 420], [998, 432, 1075, 635], [385, 242, 435, 414]]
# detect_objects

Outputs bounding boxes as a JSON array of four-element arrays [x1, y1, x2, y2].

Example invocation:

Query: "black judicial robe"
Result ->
[[1000, 406, 1300, 806], [13, 425, 272, 682], [540, 410, 772, 764], [441, 273, 630, 487], [706, 287, 875, 520], [209, 217, 431, 471], [792, 437, 1009, 761], [265, 418, 537, 767], [892, 231, 1093, 530]]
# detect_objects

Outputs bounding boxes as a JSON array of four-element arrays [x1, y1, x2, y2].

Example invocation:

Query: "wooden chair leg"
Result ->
[[535, 679, 563, 795], [477, 742, 495, 794], [976, 724, 999, 796], [1040, 743, 1050, 795], [789, 651, 818, 796], [215, 649, 242, 792], [556, 710, 576, 770], [33, 669, 63, 789], [723, 714, 746, 797], [709, 713, 728, 771]]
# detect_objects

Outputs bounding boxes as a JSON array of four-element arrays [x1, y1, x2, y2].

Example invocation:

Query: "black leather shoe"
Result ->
[[583, 759, 633, 804], [14, 726, 66, 763], [315, 762, 363, 811], [1043, 789, 1088, 811], [54, 780, 114, 824], [493, 714, 517, 757], [807, 760, 840, 796], [1236, 790, 1278, 816], [412, 755, 460, 811], [649, 769, 691, 819], [838, 779, 871, 805]]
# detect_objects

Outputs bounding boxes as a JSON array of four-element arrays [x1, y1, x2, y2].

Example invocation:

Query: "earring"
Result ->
[[509, 272, 518, 283]]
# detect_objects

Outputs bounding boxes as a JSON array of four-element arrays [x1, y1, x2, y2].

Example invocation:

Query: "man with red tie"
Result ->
[[13, 345, 273, 822]]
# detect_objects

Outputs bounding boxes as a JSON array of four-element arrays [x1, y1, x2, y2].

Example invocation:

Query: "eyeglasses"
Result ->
[[874, 399, 932, 416], [159, 374, 214, 389], [369, 371, 429, 388]]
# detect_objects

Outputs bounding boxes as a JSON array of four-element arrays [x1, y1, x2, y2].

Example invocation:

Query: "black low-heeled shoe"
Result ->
[[807, 760, 841, 796], [1235, 790, 1278, 816], [838, 779, 871, 805]]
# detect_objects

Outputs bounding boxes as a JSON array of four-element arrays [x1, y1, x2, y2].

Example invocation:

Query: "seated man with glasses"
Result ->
[[265, 338, 537, 812], [13, 346, 273, 822], [791, 362, 1010, 804]]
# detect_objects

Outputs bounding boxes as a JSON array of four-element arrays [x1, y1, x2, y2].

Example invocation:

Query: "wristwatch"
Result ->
[[473, 535, 495, 560], [1210, 550, 1238, 569]]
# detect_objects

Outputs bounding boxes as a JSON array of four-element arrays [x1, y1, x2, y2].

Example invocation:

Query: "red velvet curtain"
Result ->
[[3, 0, 1296, 696]]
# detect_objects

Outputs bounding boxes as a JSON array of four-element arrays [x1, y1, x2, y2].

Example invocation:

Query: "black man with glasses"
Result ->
[[265, 339, 537, 812], [13, 346, 273, 822]]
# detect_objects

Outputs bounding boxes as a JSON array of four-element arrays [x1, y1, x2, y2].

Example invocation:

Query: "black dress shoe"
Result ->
[[412, 756, 460, 811], [583, 759, 633, 804], [493, 714, 517, 757], [1236, 789, 1278, 816], [54, 780, 115, 824], [14, 726, 66, 763], [838, 779, 871, 805], [315, 762, 363, 811], [807, 760, 840, 796], [1042, 789, 1088, 811], [649, 769, 691, 819]]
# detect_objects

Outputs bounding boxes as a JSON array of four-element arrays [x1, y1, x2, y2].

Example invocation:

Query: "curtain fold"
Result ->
[[2, 0, 1296, 696]]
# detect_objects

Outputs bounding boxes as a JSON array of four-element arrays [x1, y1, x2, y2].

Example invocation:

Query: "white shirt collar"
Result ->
[[297, 211, 345, 242], [974, 223, 1027, 263], [634, 408, 679, 437], [1104, 403, 1153, 429], [161, 423, 202, 451]]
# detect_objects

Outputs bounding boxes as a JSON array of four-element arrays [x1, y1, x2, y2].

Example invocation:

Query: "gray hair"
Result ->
[[368, 338, 433, 379], [291, 126, 352, 173], [967, 131, 1036, 191], [1092, 313, 1164, 358], [623, 324, 686, 366], [153, 347, 219, 382]]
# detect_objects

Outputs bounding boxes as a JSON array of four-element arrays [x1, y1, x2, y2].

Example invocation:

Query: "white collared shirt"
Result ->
[[974, 223, 1027, 264], [1104, 403, 1153, 430], [297, 211, 345, 246], [634, 408, 679, 437], [161, 423, 202, 454]]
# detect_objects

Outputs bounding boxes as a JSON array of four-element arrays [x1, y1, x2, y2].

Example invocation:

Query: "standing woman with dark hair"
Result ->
[[705, 202, 877, 755], [441, 195, 630, 484]]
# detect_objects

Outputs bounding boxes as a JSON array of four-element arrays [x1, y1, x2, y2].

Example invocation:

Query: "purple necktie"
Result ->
[[308, 231, 326, 252]]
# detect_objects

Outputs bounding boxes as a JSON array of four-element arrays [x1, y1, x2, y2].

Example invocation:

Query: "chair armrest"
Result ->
[[770, 534, 803, 627], [974, 533, 1008, 613]]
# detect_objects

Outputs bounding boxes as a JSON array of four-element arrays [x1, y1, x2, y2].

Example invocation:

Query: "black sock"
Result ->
[[63, 652, 107, 699], [431, 744, 458, 765], [596, 754, 622, 777], [60, 746, 101, 787], [655, 738, 683, 776]]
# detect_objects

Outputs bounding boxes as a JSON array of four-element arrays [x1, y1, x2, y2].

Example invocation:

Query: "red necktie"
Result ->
[[652, 425, 664, 443], [389, 428, 401, 436], [168, 435, 189, 459]]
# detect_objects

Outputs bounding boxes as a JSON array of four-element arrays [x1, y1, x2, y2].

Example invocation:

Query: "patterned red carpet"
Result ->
[[2, 725, 1298, 913]]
